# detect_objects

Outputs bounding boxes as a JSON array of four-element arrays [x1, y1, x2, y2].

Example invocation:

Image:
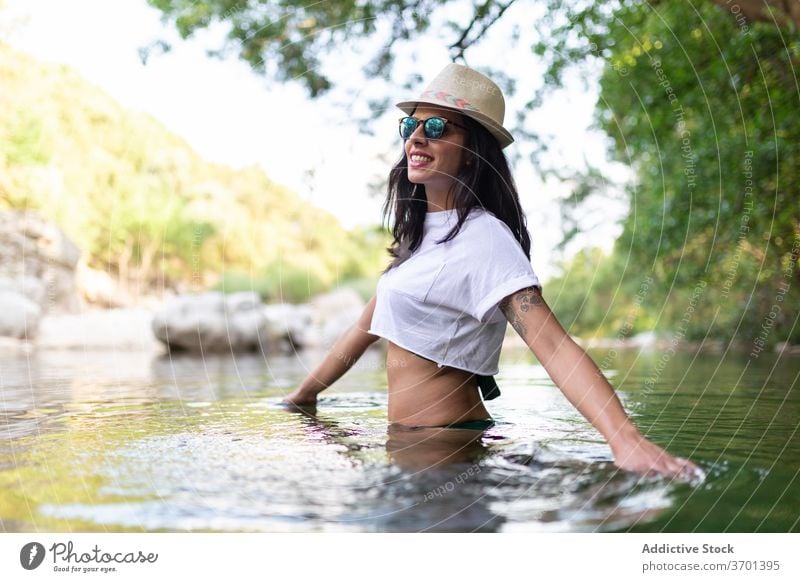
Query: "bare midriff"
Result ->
[[386, 341, 491, 426]]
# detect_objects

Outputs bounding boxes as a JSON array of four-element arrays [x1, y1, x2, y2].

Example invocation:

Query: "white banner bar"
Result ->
[[1, 533, 798, 581]]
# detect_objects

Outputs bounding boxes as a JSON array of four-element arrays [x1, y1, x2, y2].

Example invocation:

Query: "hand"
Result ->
[[280, 387, 318, 410], [611, 433, 705, 482]]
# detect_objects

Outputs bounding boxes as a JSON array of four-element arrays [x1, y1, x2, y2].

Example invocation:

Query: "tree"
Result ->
[[592, 1, 799, 344]]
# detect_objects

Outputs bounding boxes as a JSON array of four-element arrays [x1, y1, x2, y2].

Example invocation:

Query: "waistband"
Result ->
[[436, 418, 496, 431]]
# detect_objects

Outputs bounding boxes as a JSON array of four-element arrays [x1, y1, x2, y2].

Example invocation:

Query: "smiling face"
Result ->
[[403, 106, 470, 206]]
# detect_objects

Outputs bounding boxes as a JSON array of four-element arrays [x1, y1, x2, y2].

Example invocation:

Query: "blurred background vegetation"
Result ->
[[540, 0, 799, 343], [0, 43, 389, 303]]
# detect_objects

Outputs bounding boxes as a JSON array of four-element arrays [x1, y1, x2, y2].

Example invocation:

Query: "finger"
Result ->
[[674, 456, 702, 474], [671, 458, 705, 482], [682, 462, 706, 482]]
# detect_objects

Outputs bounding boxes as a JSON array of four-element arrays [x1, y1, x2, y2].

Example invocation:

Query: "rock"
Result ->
[[151, 287, 367, 354], [262, 303, 315, 349], [75, 262, 128, 307], [151, 291, 269, 352], [227, 291, 262, 312], [309, 288, 365, 347], [309, 287, 364, 319], [0, 211, 81, 314], [0, 289, 41, 339], [629, 331, 658, 349], [260, 288, 365, 350], [0, 275, 46, 306]]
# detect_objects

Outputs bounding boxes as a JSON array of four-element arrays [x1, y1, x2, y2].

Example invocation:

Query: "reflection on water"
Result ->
[[0, 346, 798, 532]]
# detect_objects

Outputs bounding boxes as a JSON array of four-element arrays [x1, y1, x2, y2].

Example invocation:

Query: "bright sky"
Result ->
[[1, 0, 629, 279]]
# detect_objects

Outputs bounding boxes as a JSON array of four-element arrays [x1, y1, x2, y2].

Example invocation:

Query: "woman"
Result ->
[[283, 64, 703, 480]]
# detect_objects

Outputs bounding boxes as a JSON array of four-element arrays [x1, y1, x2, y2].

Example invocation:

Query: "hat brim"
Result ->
[[396, 98, 514, 149]]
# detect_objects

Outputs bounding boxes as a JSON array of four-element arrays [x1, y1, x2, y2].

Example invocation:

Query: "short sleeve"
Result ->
[[466, 216, 541, 323]]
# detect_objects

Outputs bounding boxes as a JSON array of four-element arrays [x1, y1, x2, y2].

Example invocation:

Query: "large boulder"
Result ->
[[151, 291, 269, 352], [309, 288, 366, 348], [261, 288, 366, 350], [0, 211, 81, 315], [262, 302, 315, 349], [0, 289, 41, 340], [0, 275, 46, 306]]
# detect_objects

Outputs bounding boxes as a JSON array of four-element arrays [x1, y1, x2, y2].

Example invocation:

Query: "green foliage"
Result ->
[[0, 43, 391, 298], [4, 107, 53, 165], [547, 247, 653, 338], [522, 1, 800, 347], [211, 264, 328, 303], [213, 268, 381, 304], [592, 1, 800, 346]]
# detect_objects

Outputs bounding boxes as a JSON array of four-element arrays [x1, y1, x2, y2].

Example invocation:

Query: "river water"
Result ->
[[1, 344, 797, 532]]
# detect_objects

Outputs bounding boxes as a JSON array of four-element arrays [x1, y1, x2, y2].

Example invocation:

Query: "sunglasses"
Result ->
[[398, 116, 468, 140]]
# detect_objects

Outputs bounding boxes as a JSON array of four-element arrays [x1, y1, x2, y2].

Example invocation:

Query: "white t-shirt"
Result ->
[[368, 207, 541, 376]]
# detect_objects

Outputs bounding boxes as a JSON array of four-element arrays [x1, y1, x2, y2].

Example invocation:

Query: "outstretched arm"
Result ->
[[500, 286, 702, 479], [282, 295, 380, 407]]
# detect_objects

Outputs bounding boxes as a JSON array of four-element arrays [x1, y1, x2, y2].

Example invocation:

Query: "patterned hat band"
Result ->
[[418, 90, 480, 112]]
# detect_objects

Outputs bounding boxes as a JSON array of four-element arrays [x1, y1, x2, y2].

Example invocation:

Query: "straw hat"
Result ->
[[396, 63, 514, 149]]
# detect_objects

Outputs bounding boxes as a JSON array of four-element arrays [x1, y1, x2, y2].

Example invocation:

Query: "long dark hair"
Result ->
[[382, 114, 531, 272]]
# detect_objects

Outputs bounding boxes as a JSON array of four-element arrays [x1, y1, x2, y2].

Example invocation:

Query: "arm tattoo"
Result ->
[[500, 286, 544, 338]]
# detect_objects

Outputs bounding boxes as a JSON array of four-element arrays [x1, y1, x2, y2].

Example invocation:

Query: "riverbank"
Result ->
[[504, 328, 800, 355], [3, 306, 798, 357], [0, 306, 163, 353]]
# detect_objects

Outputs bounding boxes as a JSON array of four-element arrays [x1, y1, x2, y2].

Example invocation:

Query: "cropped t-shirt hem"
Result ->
[[366, 330, 500, 377]]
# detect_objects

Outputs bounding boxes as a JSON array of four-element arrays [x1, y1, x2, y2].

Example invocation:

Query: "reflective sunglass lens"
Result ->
[[399, 117, 418, 139], [399, 116, 450, 139], [424, 117, 445, 139]]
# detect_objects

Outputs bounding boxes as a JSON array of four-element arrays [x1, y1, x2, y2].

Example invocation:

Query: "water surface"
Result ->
[[1, 345, 797, 532]]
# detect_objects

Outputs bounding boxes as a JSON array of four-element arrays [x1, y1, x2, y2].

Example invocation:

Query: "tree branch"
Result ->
[[449, 0, 494, 59], [711, 0, 800, 27], [449, 0, 518, 61]]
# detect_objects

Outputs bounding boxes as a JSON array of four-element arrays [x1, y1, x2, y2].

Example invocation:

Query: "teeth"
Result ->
[[410, 155, 432, 162]]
